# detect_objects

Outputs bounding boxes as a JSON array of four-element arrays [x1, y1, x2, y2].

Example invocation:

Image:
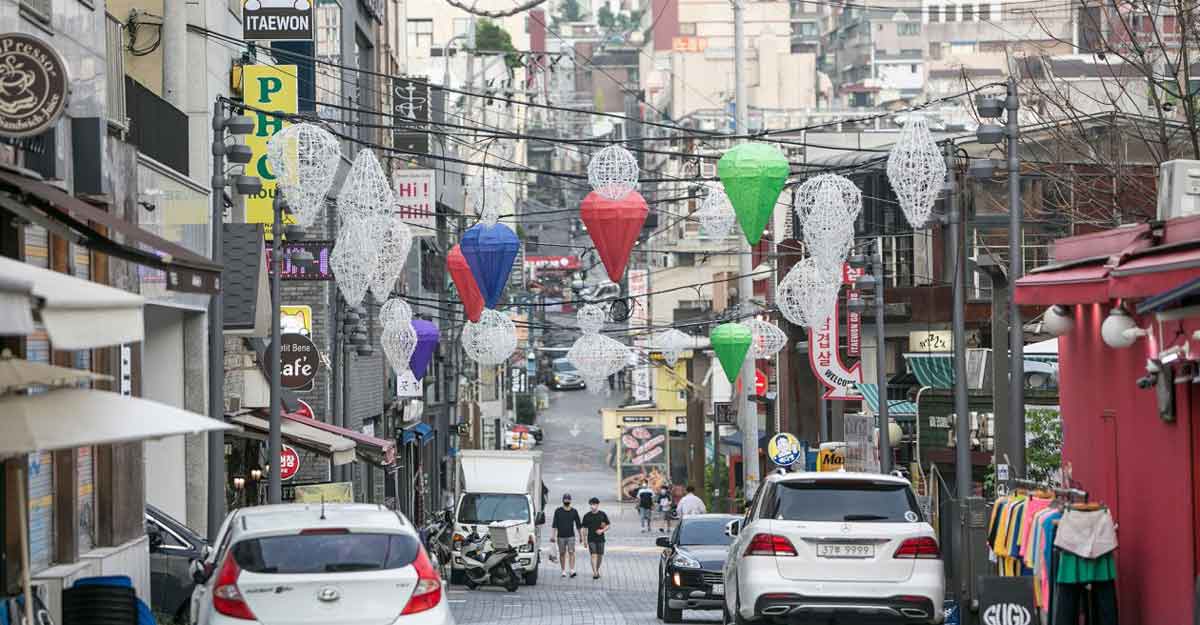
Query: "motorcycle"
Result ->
[[424, 508, 455, 577], [458, 525, 522, 592]]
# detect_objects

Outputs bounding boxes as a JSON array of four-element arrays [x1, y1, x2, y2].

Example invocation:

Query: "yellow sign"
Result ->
[[243, 64, 298, 239], [294, 482, 354, 503], [767, 433, 803, 467], [280, 305, 312, 336], [672, 36, 708, 53], [817, 443, 846, 472]]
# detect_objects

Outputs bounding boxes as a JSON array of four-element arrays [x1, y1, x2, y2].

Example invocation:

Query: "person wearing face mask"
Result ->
[[581, 497, 611, 579], [550, 494, 583, 578]]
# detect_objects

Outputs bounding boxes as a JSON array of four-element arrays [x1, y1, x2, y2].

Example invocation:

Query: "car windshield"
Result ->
[[765, 481, 921, 523], [677, 518, 734, 546], [232, 533, 419, 574], [553, 360, 576, 372], [458, 493, 530, 524]]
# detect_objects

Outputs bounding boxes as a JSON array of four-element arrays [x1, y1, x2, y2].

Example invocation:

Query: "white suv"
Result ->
[[190, 503, 452, 625], [722, 472, 943, 624]]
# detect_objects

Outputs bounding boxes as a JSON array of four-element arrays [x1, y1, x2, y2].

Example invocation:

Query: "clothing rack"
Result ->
[[1009, 477, 1089, 502]]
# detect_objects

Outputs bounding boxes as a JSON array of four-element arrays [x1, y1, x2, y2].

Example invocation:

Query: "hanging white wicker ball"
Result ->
[[587, 144, 639, 200], [267, 122, 341, 228], [656, 328, 691, 367], [568, 332, 630, 382], [748, 318, 788, 358], [777, 257, 841, 328], [337, 148, 393, 226], [369, 213, 414, 300], [795, 174, 861, 273], [380, 298, 413, 329], [330, 220, 375, 308], [467, 172, 509, 226], [887, 114, 947, 229], [462, 309, 517, 365], [697, 183, 736, 239], [381, 319, 418, 375], [577, 304, 607, 334]]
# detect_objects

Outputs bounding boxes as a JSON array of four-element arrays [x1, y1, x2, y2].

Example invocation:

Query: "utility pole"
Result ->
[[1005, 78, 1025, 478], [267, 196, 283, 504], [873, 242, 891, 474], [947, 141, 973, 610], [732, 0, 760, 502]]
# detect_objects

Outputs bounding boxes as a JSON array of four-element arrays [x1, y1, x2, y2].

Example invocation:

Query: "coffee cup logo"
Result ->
[[0, 33, 69, 138]]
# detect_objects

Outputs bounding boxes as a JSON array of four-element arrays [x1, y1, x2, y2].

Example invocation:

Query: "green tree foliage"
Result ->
[[598, 5, 644, 31], [1024, 407, 1063, 485], [474, 19, 521, 69], [552, 0, 588, 27]]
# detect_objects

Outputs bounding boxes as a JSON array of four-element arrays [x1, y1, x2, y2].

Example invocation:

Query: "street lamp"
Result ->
[[208, 102, 261, 540], [976, 80, 1024, 478]]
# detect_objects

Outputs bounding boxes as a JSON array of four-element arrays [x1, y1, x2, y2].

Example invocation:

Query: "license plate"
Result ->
[[711, 583, 724, 596], [816, 543, 874, 558]]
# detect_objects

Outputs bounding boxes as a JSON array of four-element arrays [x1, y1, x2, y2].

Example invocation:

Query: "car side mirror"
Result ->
[[189, 559, 214, 585], [146, 522, 164, 550], [535, 512, 546, 526], [200, 544, 213, 561], [655, 536, 672, 548], [725, 519, 741, 537]]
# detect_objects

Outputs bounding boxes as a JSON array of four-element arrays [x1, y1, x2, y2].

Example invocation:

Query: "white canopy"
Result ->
[[0, 388, 232, 457], [0, 256, 144, 349], [229, 413, 357, 466]]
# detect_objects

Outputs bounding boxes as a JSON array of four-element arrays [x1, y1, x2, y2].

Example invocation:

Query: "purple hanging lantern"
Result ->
[[409, 319, 440, 380]]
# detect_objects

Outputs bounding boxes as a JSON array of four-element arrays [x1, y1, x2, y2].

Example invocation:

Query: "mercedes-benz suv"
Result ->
[[722, 472, 943, 624]]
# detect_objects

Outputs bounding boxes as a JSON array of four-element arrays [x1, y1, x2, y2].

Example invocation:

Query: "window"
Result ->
[[454, 17, 471, 37], [1164, 15, 1179, 32], [962, 4, 975, 20], [105, 13, 127, 129], [233, 533, 420, 574], [764, 480, 921, 522], [987, 3, 998, 21], [679, 22, 697, 35], [407, 18, 433, 52], [928, 6, 941, 22], [20, 0, 51, 25], [458, 493, 531, 523], [911, 63, 919, 73], [795, 22, 819, 37], [677, 518, 735, 546], [898, 22, 920, 35], [947, 5, 959, 21]]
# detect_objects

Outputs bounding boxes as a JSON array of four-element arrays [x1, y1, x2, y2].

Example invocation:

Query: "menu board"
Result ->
[[618, 425, 669, 500]]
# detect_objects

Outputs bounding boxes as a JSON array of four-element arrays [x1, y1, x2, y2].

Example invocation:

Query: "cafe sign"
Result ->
[[0, 33, 69, 138]]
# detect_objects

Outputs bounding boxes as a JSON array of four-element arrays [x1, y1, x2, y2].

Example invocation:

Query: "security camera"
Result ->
[[1136, 374, 1155, 390]]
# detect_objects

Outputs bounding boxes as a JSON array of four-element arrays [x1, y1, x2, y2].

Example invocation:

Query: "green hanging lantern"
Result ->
[[710, 322, 753, 384], [717, 143, 790, 246]]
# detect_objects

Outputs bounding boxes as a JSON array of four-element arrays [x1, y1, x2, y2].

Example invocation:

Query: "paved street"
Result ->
[[449, 389, 721, 625]]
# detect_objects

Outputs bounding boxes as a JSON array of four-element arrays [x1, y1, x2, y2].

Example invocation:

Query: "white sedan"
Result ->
[[191, 503, 453, 625], [722, 472, 944, 624]]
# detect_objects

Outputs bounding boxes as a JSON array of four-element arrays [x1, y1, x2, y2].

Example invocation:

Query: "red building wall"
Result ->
[[1057, 303, 1198, 624]]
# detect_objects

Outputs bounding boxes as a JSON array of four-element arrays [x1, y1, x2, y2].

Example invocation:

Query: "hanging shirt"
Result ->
[[1018, 497, 1052, 561]]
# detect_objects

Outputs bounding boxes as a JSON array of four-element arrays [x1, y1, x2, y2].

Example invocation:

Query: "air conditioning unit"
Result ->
[[1157, 159, 1200, 219]]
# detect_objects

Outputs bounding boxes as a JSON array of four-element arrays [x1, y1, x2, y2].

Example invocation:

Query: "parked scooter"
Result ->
[[424, 508, 455, 577], [458, 525, 522, 592]]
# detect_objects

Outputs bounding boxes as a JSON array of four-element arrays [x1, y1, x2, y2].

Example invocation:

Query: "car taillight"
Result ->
[[401, 546, 442, 615], [299, 527, 348, 535], [212, 555, 256, 620], [894, 537, 940, 559], [743, 533, 797, 557]]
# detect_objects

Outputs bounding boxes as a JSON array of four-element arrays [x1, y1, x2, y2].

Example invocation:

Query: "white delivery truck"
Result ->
[[451, 449, 545, 585]]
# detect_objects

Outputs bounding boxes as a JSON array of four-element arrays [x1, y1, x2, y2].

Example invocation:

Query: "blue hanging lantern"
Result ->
[[460, 222, 520, 308]]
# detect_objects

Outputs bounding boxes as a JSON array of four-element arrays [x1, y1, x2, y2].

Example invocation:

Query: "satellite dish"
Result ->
[[592, 120, 616, 138]]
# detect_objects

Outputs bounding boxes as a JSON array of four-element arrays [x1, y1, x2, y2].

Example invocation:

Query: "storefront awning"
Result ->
[[1109, 244, 1200, 299], [1013, 261, 1111, 305], [283, 413, 397, 465], [402, 422, 434, 446], [0, 388, 231, 457], [0, 169, 221, 294], [229, 413, 356, 466], [904, 353, 955, 389], [0, 255, 144, 349], [856, 383, 918, 417]]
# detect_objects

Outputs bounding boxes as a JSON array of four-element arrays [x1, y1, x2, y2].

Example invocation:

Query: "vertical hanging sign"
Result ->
[[392, 76, 432, 154], [629, 268, 651, 402], [845, 263, 863, 357], [807, 264, 863, 400], [243, 64, 298, 239]]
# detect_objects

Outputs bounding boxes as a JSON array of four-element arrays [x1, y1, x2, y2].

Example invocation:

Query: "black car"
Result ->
[[144, 504, 209, 622], [656, 513, 739, 623]]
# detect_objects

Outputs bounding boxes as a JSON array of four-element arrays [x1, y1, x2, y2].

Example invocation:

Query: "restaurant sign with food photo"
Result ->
[[618, 424, 669, 500]]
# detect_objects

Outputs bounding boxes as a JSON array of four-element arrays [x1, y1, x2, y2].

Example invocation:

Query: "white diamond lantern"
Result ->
[[330, 220, 375, 308], [369, 213, 414, 300], [587, 144, 639, 200], [795, 174, 862, 274], [657, 328, 691, 367], [697, 183, 736, 239], [568, 333, 630, 390], [777, 257, 841, 328], [467, 172, 509, 226], [577, 304, 607, 334], [462, 309, 517, 365], [748, 318, 787, 358], [381, 318, 417, 375], [380, 298, 413, 329], [268, 123, 341, 228], [886, 114, 947, 229], [337, 149, 393, 225]]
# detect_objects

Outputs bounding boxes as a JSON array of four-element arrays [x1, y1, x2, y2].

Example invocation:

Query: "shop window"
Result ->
[[899, 22, 920, 35], [20, 0, 51, 26], [407, 19, 433, 53]]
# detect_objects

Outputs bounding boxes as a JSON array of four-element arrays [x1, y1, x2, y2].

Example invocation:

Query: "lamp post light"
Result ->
[[976, 79, 1024, 477], [208, 101, 261, 540]]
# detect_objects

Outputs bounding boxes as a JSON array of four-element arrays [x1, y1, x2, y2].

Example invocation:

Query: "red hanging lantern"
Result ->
[[580, 190, 648, 283], [447, 244, 485, 322]]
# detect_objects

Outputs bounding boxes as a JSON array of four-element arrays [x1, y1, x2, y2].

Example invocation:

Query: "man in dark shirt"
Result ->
[[581, 497, 611, 579], [550, 494, 582, 578]]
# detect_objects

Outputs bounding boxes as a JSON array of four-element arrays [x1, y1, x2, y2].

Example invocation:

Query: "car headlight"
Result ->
[[671, 551, 701, 569], [554, 375, 563, 382]]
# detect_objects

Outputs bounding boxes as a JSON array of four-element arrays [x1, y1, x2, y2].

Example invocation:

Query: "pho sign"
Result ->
[[242, 0, 315, 41], [0, 33, 69, 138]]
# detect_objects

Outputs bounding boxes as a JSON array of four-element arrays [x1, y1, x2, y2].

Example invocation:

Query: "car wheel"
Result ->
[[733, 589, 755, 625], [656, 582, 664, 619], [450, 569, 466, 585], [662, 587, 682, 624], [525, 566, 538, 586]]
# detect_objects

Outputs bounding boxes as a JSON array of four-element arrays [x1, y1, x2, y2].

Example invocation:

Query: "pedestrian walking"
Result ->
[[677, 484, 707, 517], [550, 494, 583, 578], [657, 484, 674, 533], [581, 497, 611, 579], [636, 481, 655, 532]]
